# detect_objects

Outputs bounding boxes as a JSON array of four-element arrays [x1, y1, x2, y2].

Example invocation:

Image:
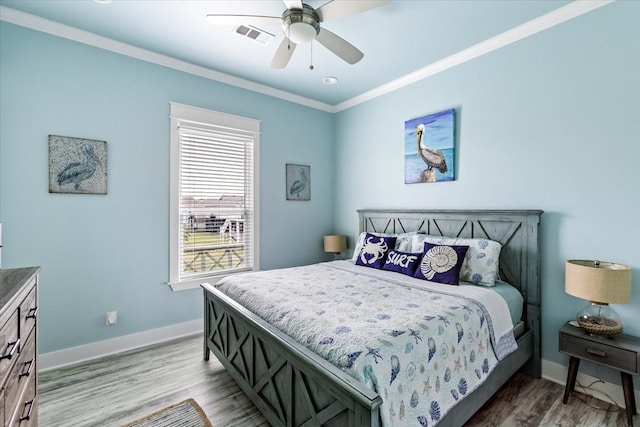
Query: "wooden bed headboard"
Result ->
[[358, 209, 543, 375]]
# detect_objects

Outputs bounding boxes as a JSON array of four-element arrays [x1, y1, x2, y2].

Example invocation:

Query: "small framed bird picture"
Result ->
[[404, 109, 456, 184], [286, 163, 310, 201], [49, 135, 107, 194]]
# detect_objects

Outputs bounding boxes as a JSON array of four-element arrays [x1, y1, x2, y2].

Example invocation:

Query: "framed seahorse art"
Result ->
[[48, 135, 107, 194]]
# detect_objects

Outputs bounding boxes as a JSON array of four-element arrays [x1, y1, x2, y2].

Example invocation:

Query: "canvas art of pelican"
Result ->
[[289, 167, 308, 199], [57, 145, 100, 190], [416, 124, 447, 183]]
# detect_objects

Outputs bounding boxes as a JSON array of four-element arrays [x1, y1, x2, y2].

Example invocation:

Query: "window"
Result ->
[[169, 103, 260, 291]]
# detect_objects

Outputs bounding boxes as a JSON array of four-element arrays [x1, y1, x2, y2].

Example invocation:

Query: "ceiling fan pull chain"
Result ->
[[309, 42, 314, 70]]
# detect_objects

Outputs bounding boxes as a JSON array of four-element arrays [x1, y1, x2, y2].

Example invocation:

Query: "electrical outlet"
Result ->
[[106, 311, 117, 326]]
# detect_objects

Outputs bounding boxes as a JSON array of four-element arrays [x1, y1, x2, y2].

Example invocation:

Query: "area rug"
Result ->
[[123, 398, 212, 427]]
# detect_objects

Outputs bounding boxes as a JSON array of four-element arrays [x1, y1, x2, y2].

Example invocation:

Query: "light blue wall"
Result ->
[[1, 1, 638, 390], [334, 2, 639, 386], [0, 23, 335, 353]]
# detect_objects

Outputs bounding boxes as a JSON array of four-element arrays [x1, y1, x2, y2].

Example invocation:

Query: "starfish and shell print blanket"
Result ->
[[216, 261, 517, 426]]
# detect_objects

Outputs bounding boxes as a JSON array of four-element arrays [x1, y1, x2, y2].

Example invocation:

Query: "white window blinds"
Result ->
[[169, 103, 259, 290]]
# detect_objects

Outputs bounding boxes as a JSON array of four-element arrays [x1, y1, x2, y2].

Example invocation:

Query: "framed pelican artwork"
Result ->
[[404, 109, 456, 183], [49, 135, 107, 194], [286, 163, 310, 200]]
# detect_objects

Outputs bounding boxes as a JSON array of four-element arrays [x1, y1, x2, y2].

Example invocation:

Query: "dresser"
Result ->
[[0, 267, 39, 427]]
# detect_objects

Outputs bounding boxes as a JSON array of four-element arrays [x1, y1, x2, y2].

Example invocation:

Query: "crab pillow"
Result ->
[[355, 233, 396, 269], [351, 231, 417, 262]]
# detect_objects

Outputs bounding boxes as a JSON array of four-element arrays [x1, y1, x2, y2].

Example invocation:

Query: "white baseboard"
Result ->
[[39, 319, 203, 372], [542, 359, 639, 409]]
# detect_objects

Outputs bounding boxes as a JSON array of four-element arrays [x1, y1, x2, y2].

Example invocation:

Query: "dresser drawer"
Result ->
[[0, 311, 19, 386], [8, 379, 36, 427], [0, 388, 5, 426], [18, 284, 37, 340], [0, 268, 39, 427], [4, 334, 35, 426], [560, 332, 637, 373]]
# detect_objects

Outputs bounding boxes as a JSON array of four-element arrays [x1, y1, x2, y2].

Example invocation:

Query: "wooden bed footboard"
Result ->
[[203, 283, 383, 427]]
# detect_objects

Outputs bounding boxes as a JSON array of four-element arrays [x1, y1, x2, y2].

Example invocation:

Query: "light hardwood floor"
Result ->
[[39, 334, 637, 426]]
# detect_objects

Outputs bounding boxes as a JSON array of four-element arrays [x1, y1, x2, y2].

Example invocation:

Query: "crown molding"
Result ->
[[333, 0, 614, 112], [0, 6, 334, 113], [1, 1, 613, 114]]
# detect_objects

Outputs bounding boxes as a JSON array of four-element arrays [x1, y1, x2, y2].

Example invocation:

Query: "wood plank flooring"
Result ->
[[38, 334, 268, 427], [39, 334, 637, 426]]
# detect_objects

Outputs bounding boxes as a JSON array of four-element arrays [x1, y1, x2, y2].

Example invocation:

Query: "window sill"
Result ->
[[168, 269, 258, 292], [168, 279, 207, 291]]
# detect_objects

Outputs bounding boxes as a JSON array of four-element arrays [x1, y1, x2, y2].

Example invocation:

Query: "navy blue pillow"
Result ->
[[383, 250, 421, 276], [355, 233, 396, 269], [414, 242, 469, 285]]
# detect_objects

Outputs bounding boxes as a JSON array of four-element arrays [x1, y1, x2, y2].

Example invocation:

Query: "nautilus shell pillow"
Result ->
[[414, 242, 469, 285], [355, 233, 396, 269], [382, 249, 421, 276], [351, 231, 417, 263], [411, 234, 502, 286]]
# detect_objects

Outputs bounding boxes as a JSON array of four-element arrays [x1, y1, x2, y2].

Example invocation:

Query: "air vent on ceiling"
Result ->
[[233, 25, 275, 45]]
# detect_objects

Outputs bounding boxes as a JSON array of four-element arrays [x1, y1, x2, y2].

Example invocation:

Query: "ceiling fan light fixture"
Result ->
[[282, 4, 320, 44], [288, 22, 317, 44]]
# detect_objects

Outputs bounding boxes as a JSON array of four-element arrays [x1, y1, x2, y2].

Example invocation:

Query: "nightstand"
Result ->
[[559, 322, 640, 426]]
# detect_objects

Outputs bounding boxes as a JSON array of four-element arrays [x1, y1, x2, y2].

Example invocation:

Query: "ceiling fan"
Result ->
[[206, 0, 389, 69]]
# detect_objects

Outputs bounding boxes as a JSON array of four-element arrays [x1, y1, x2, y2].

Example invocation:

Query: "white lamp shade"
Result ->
[[565, 259, 631, 304], [324, 235, 347, 254], [288, 22, 317, 44]]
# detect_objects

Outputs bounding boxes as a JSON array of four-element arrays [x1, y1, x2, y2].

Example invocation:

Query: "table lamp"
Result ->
[[565, 259, 632, 336], [324, 235, 346, 255]]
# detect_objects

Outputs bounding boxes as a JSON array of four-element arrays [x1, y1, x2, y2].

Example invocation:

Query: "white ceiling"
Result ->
[[2, 0, 605, 110]]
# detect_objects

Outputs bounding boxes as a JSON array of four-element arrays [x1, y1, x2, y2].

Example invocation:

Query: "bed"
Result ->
[[202, 209, 542, 426]]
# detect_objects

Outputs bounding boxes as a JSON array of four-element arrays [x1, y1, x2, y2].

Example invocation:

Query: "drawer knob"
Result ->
[[20, 399, 35, 421], [1, 338, 20, 360], [586, 348, 606, 357], [26, 306, 39, 320], [19, 359, 35, 378]]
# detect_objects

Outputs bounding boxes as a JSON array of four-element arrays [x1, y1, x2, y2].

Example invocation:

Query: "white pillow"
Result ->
[[351, 231, 418, 263], [411, 234, 502, 286]]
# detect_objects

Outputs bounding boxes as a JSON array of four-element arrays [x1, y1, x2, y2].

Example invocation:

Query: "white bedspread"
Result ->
[[216, 261, 517, 426]]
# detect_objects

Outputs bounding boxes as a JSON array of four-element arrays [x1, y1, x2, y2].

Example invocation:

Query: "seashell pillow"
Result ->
[[411, 234, 502, 286], [355, 233, 396, 269], [414, 242, 468, 285]]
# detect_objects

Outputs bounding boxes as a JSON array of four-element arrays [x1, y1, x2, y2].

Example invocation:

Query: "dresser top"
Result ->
[[0, 267, 40, 312]]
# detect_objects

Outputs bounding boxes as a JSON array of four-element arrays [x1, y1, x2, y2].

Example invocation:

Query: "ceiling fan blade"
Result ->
[[282, 0, 303, 10], [206, 14, 281, 27], [316, 0, 389, 22], [271, 38, 297, 69], [315, 28, 363, 65]]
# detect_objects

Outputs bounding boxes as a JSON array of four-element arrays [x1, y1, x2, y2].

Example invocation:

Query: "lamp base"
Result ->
[[577, 302, 623, 337]]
